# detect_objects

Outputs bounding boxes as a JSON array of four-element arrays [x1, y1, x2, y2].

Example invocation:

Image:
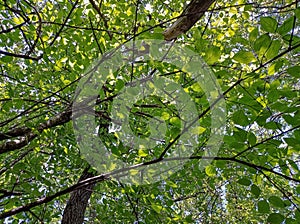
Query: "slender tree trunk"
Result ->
[[61, 167, 96, 224]]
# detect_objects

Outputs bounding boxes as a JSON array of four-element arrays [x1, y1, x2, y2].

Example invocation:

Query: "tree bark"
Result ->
[[163, 0, 215, 41], [61, 167, 96, 224], [0, 107, 72, 154]]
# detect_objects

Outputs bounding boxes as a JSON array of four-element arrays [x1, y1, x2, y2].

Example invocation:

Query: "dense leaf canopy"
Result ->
[[0, 0, 300, 223]]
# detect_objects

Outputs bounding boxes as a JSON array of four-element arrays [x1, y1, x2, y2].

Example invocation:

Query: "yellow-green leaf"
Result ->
[[233, 51, 256, 64]]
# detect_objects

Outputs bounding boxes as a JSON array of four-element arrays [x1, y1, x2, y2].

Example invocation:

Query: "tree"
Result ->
[[0, 0, 300, 223]]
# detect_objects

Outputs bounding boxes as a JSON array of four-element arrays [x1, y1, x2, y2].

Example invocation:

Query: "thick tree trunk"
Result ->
[[163, 0, 215, 40], [61, 167, 96, 224]]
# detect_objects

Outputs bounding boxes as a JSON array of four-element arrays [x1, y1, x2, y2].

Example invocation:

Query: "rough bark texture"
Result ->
[[163, 0, 215, 41], [0, 107, 72, 154], [61, 167, 96, 224]]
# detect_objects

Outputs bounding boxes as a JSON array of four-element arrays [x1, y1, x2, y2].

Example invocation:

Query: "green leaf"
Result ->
[[233, 51, 256, 64], [296, 210, 300, 221], [169, 117, 181, 127], [247, 132, 257, 146], [295, 8, 300, 20], [288, 159, 299, 172], [269, 196, 285, 208], [0, 56, 14, 63], [237, 178, 251, 186], [232, 110, 250, 126], [127, 86, 139, 95], [204, 46, 221, 64], [249, 28, 258, 42], [267, 213, 284, 224], [165, 83, 179, 92], [233, 127, 248, 142], [278, 17, 295, 35], [265, 40, 281, 60], [250, 184, 261, 197], [115, 79, 125, 91], [138, 149, 148, 157], [264, 121, 281, 130], [283, 115, 297, 125], [166, 180, 177, 188], [191, 126, 206, 135], [287, 66, 300, 78], [151, 32, 164, 40], [205, 165, 216, 177], [151, 204, 162, 213], [260, 16, 278, 33], [285, 218, 297, 224], [215, 160, 226, 168], [254, 34, 271, 53], [284, 138, 300, 147], [258, 200, 270, 213]]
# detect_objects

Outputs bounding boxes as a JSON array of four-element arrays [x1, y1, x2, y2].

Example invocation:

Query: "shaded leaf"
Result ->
[[250, 184, 261, 197], [267, 213, 284, 224], [258, 200, 270, 213], [247, 132, 257, 146], [269, 196, 285, 208], [260, 16, 278, 33], [232, 110, 250, 126], [278, 17, 295, 35], [237, 178, 251, 186], [254, 34, 271, 52], [287, 66, 300, 78]]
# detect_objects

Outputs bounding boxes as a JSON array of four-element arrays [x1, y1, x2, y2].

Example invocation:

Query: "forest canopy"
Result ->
[[0, 0, 300, 223]]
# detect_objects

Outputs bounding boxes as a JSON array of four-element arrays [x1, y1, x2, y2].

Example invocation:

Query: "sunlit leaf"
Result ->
[[204, 46, 221, 64], [205, 165, 216, 177], [151, 204, 163, 213], [233, 51, 256, 64]]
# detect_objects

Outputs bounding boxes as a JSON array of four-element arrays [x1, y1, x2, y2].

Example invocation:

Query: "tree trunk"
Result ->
[[61, 167, 96, 224], [163, 0, 215, 40]]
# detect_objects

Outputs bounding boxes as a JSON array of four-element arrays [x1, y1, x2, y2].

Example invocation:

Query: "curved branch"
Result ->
[[163, 0, 216, 40], [1, 153, 299, 219], [0, 50, 42, 61], [0, 107, 72, 154]]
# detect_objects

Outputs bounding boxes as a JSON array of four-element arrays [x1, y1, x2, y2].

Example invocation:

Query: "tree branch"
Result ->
[[0, 49, 42, 61], [1, 153, 299, 219], [0, 107, 72, 154], [163, 0, 216, 40]]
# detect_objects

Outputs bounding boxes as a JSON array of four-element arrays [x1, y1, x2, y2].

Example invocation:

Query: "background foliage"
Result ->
[[0, 0, 300, 223]]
